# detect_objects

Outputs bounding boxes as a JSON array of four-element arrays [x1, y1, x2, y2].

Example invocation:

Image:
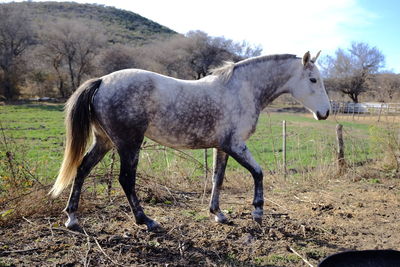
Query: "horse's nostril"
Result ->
[[316, 110, 329, 120]]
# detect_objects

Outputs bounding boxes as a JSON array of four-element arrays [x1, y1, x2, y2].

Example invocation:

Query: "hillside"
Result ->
[[10, 1, 177, 45]]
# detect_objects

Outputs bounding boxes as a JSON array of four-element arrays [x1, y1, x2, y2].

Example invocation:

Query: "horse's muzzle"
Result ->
[[316, 110, 329, 120]]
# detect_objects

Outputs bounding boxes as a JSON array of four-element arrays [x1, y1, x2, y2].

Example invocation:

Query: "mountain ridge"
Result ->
[[10, 1, 177, 44]]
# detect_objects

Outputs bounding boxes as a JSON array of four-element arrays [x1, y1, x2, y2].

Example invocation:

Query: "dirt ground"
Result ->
[[1, 171, 400, 266]]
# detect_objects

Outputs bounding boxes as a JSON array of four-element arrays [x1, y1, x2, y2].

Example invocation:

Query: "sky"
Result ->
[[3, 0, 400, 73]]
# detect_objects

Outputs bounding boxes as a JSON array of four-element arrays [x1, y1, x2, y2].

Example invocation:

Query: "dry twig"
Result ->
[[93, 236, 123, 266], [52, 227, 86, 237], [47, 219, 54, 237], [0, 247, 39, 255], [287, 246, 314, 267], [82, 228, 92, 267], [22, 216, 36, 225]]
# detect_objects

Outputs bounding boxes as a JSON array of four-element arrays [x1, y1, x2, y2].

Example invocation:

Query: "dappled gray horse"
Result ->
[[50, 51, 330, 231]]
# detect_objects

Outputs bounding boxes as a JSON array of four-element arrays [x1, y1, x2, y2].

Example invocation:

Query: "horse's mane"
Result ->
[[211, 54, 298, 83]]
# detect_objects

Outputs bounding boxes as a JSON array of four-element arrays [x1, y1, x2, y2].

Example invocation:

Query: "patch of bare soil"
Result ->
[[1, 176, 399, 266]]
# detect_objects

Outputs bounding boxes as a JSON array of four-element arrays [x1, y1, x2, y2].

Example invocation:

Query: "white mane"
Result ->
[[211, 54, 298, 83]]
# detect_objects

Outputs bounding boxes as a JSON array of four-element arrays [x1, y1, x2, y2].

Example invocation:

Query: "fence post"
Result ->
[[107, 150, 116, 200], [378, 103, 383, 122], [336, 124, 346, 174], [282, 120, 287, 177], [201, 149, 208, 204]]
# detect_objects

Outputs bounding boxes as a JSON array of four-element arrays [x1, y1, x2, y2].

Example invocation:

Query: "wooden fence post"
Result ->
[[378, 103, 383, 122], [201, 149, 208, 204], [336, 124, 346, 174], [282, 120, 287, 177], [107, 150, 116, 200]]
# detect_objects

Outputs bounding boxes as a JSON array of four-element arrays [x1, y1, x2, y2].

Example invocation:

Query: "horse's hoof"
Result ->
[[65, 221, 83, 232], [65, 212, 80, 230], [214, 212, 229, 224], [252, 209, 263, 225], [253, 216, 263, 225], [146, 220, 162, 232]]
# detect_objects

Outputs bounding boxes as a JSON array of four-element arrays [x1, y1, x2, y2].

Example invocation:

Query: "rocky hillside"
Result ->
[[11, 1, 176, 44]]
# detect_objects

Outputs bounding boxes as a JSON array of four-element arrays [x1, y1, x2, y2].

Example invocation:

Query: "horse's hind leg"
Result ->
[[117, 138, 159, 231], [209, 149, 229, 223], [64, 136, 111, 229]]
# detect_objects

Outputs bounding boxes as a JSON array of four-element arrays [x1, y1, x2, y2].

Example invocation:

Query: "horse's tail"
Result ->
[[49, 78, 102, 198]]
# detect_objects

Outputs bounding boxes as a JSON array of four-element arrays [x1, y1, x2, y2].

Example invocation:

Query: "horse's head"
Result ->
[[289, 51, 331, 120]]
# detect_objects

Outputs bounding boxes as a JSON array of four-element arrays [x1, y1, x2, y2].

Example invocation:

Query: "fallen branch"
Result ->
[[22, 216, 36, 225], [0, 247, 39, 255], [52, 227, 86, 237], [47, 219, 54, 237], [82, 228, 92, 267], [287, 246, 314, 267], [265, 197, 292, 213], [294, 195, 318, 206], [93, 236, 123, 266]]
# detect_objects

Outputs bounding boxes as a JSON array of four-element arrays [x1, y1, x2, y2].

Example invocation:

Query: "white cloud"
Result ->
[[112, 0, 377, 57]]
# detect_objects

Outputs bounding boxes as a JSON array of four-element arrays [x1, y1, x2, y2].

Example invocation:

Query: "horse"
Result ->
[[50, 51, 330, 231]]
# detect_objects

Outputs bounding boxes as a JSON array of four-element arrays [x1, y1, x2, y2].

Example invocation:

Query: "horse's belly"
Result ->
[[144, 124, 218, 149]]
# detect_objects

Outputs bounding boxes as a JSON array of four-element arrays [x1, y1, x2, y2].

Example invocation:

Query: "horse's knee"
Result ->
[[252, 167, 263, 180]]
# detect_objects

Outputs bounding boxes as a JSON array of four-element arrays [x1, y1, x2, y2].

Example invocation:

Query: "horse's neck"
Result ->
[[231, 59, 297, 109]]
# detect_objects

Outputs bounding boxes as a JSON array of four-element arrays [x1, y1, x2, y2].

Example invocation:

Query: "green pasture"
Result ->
[[0, 103, 379, 189]]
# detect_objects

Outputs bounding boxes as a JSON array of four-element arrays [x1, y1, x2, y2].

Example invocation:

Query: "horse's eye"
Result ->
[[310, 78, 317, 83]]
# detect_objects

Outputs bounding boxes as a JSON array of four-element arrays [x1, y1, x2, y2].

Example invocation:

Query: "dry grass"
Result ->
[[2, 160, 400, 266]]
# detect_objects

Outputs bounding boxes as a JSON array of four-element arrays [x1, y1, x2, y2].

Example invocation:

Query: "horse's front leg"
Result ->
[[209, 149, 229, 223], [223, 142, 264, 224]]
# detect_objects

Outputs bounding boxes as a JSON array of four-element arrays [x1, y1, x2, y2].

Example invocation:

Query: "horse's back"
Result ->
[[92, 69, 227, 149]]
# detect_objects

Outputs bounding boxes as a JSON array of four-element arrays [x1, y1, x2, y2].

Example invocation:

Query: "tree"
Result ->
[[0, 4, 35, 99], [139, 31, 262, 80], [185, 31, 262, 79], [372, 73, 400, 101], [323, 42, 385, 103], [185, 31, 229, 79], [98, 44, 139, 75], [40, 19, 106, 97]]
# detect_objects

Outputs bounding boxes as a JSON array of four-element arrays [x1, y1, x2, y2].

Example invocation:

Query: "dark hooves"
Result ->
[[146, 220, 163, 232], [253, 217, 263, 225], [67, 223, 84, 233]]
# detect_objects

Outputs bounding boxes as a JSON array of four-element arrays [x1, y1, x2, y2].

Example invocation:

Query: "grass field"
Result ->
[[0, 102, 385, 192]]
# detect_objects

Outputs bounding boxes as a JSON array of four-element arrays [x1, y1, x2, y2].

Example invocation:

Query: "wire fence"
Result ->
[[331, 101, 400, 122], [1, 109, 399, 203], [136, 111, 399, 187]]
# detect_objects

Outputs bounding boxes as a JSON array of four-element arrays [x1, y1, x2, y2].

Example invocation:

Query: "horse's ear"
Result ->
[[311, 50, 321, 63], [302, 51, 311, 66]]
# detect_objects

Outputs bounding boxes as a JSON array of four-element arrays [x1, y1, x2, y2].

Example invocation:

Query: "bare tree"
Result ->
[[98, 44, 139, 75], [0, 4, 35, 99], [372, 73, 400, 101], [185, 31, 262, 79], [140, 31, 262, 80], [40, 19, 106, 97], [323, 42, 385, 103], [139, 35, 194, 79], [185, 31, 229, 79]]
